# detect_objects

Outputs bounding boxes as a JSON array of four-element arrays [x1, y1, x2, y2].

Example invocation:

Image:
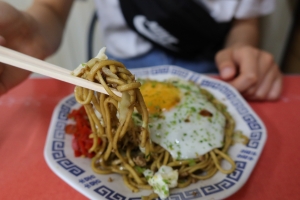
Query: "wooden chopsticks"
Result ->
[[0, 46, 121, 97]]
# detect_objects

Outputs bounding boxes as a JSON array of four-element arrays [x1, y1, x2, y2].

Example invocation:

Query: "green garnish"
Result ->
[[135, 166, 146, 173], [188, 159, 196, 167]]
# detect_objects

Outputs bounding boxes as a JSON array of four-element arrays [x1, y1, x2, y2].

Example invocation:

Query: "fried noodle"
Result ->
[[72, 51, 236, 194]]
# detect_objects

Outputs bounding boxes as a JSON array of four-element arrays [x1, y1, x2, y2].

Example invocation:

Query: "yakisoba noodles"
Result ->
[[71, 47, 237, 199]]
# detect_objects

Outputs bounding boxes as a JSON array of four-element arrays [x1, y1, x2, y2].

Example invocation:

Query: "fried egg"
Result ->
[[140, 78, 226, 160]]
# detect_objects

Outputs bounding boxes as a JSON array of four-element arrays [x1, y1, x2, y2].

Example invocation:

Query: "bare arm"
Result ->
[[1, 0, 74, 58], [215, 18, 282, 100], [225, 18, 259, 48], [27, 0, 74, 55], [0, 0, 74, 95]]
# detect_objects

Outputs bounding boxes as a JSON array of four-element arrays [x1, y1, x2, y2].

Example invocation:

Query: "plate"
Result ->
[[44, 65, 267, 200]]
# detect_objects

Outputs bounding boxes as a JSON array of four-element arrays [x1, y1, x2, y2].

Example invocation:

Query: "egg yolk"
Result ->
[[140, 80, 181, 114]]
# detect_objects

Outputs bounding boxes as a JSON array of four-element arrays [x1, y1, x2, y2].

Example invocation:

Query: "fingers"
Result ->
[[216, 46, 283, 101], [242, 51, 275, 98], [244, 51, 282, 100], [247, 65, 281, 100], [215, 49, 237, 80], [0, 64, 31, 96], [216, 47, 259, 92], [228, 47, 260, 92], [267, 73, 283, 100]]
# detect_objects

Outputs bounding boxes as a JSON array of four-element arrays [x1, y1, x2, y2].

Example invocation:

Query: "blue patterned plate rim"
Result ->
[[44, 65, 267, 200]]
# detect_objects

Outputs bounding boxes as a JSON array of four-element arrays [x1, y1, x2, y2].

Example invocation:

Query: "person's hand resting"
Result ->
[[215, 45, 282, 101]]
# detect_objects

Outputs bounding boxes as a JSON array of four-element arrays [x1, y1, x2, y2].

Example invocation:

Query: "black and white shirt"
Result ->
[[94, 0, 275, 58]]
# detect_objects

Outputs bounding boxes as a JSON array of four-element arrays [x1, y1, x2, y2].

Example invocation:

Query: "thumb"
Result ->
[[215, 49, 237, 80]]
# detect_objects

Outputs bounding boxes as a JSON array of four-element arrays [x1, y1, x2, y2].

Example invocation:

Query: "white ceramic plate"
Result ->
[[44, 65, 267, 200]]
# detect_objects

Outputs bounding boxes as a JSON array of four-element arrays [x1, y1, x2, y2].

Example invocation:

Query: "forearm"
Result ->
[[224, 18, 260, 49], [0, 0, 74, 96], [25, 0, 74, 56]]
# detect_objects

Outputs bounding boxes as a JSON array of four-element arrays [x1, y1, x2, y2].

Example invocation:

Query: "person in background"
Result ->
[[0, 0, 282, 100]]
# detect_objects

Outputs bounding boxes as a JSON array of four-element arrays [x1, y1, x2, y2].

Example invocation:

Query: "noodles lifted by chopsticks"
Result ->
[[72, 47, 236, 196]]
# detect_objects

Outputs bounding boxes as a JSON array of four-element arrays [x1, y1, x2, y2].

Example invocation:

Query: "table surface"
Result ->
[[0, 75, 300, 200]]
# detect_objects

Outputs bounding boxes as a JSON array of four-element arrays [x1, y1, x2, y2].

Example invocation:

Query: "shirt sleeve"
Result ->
[[235, 0, 276, 19], [197, 0, 276, 22]]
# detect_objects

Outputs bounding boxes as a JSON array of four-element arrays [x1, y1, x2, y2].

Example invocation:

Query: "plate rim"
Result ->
[[44, 65, 267, 200]]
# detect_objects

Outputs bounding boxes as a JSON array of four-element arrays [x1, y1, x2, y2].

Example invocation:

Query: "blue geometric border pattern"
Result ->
[[58, 104, 71, 120], [242, 114, 262, 131], [51, 97, 85, 177], [169, 189, 202, 199], [170, 67, 189, 79], [94, 185, 126, 200], [52, 140, 64, 151], [247, 131, 262, 149], [200, 80, 262, 132], [227, 161, 247, 182], [65, 96, 77, 107], [226, 169, 243, 182], [147, 65, 194, 80], [189, 73, 201, 83], [201, 179, 235, 196], [52, 140, 65, 159], [150, 66, 170, 75], [235, 161, 247, 169], [54, 121, 66, 140], [230, 97, 249, 116], [200, 160, 246, 196], [57, 159, 85, 176]]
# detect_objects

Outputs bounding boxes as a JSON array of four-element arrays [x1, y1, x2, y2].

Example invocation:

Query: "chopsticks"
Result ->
[[0, 46, 122, 97]]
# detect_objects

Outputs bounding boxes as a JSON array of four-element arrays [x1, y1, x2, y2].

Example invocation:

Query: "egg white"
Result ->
[[148, 78, 226, 160]]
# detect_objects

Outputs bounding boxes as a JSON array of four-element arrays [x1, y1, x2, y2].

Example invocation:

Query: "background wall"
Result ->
[[281, 1, 300, 73], [260, 0, 298, 67], [2, 0, 297, 71]]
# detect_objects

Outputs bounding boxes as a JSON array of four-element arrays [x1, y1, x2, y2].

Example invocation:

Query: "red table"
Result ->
[[0, 75, 300, 200]]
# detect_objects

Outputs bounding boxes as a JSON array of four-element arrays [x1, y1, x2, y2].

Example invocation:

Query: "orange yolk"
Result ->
[[140, 80, 181, 114]]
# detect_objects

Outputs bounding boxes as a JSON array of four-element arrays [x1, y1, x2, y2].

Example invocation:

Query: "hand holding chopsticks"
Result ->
[[0, 46, 121, 96]]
